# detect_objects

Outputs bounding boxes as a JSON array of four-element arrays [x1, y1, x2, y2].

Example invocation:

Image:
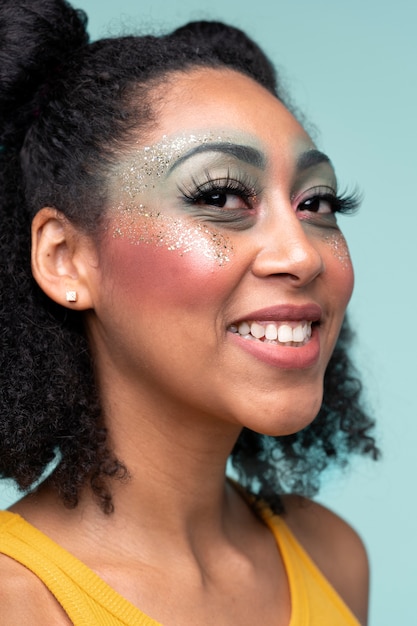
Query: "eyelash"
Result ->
[[178, 172, 258, 210], [296, 187, 361, 215], [178, 173, 361, 219]]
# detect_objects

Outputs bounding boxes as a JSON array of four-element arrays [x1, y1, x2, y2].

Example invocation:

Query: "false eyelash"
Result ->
[[178, 170, 259, 206], [326, 188, 362, 214]]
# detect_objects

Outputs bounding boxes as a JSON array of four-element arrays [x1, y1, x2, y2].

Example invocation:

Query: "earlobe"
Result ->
[[31, 207, 96, 310]]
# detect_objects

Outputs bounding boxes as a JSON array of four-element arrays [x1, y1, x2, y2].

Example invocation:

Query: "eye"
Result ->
[[179, 173, 259, 212], [297, 193, 337, 214], [178, 173, 260, 229], [295, 185, 361, 216], [194, 189, 250, 210]]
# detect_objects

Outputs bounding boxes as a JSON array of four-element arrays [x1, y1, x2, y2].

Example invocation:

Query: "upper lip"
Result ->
[[231, 303, 322, 324]]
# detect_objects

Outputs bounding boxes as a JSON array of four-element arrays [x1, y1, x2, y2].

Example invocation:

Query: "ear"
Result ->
[[31, 207, 98, 310]]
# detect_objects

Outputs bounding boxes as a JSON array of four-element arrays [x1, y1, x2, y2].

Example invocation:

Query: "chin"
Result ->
[[236, 388, 324, 438]]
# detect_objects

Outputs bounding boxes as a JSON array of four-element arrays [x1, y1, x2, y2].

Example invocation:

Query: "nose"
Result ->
[[251, 207, 324, 286]]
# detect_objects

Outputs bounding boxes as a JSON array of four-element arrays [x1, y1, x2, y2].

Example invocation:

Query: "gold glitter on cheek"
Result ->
[[323, 231, 352, 269], [112, 206, 233, 267]]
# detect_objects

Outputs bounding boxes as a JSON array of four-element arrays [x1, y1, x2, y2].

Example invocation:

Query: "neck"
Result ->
[[65, 402, 247, 566], [13, 384, 255, 576], [104, 397, 241, 533]]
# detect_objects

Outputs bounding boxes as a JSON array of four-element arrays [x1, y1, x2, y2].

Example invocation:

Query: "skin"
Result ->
[[1, 68, 368, 625]]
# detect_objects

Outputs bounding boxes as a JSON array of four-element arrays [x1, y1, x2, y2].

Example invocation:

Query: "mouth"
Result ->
[[226, 304, 322, 368], [228, 320, 314, 347]]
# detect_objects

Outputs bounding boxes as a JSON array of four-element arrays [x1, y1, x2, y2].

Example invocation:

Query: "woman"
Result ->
[[0, 1, 378, 624]]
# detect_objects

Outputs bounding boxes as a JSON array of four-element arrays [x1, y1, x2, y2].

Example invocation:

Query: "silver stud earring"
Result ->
[[65, 291, 78, 303]]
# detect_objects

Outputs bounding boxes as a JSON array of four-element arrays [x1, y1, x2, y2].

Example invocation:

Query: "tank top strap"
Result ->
[[0, 511, 161, 625], [258, 504, 361, 626]]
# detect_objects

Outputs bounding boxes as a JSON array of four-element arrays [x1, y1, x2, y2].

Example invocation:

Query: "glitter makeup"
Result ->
[[113, 205, 233, 266], [109, 131, 261, 266], [323, 231, 352, 269], [115, 132, 237, 197]]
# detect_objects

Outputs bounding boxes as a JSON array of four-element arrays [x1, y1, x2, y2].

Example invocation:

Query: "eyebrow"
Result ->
[[167, 142, 266, 174], [296, 149, 332, 172]]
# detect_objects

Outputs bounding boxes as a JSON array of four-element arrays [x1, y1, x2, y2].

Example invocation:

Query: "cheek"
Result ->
[[322, 231, 354, 308], [323, 231, 352, 271], [103, 212, 235, 305], [301, 222, 354, 306], [102, 235, 233, 311]]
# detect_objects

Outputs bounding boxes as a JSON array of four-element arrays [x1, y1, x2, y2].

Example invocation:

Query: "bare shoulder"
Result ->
[[0, 552, 72, 625], [281, 494, 369, 626]]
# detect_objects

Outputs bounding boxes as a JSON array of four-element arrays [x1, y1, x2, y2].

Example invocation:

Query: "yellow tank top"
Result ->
[[0, 509, 360, 625]]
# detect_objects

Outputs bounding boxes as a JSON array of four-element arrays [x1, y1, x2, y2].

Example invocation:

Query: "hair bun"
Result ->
[[170, 21, 277, 93], [0, 0, 89, 145]]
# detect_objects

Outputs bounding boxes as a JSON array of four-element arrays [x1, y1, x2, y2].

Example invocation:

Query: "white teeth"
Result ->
[[238, 321, 250, 335], [265, 323, 278, 340], [293, 324, 305, 342], [277, 324, 293, 343], [251, 322, 265, 339], [231, 319, 313, 346]]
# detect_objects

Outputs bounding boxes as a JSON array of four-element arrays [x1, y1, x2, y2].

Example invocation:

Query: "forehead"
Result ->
[[144, 67, 311, 155]]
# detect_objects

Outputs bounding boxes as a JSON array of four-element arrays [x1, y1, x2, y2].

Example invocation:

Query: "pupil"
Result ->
[[211, 193, 226, 207], [305, 197, 319, 211]]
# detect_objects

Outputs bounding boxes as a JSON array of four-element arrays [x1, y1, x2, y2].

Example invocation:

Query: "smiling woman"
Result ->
[[0, 2, 378, 625]]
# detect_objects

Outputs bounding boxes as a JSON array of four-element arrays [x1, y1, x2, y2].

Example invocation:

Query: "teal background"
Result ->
[[1, 1, 416, 623]]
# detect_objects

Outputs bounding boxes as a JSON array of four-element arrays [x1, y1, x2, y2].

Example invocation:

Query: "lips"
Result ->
[[227, 304, 322, 368]]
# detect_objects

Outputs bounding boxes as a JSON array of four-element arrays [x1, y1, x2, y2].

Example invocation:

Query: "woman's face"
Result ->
[[87, 68, 354, 436]]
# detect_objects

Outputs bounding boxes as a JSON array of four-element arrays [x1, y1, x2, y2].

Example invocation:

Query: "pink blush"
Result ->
[[104, 230, 233, 308]]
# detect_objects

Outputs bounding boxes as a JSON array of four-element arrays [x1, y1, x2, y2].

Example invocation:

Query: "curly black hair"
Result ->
[[0, 0, 379, 514]]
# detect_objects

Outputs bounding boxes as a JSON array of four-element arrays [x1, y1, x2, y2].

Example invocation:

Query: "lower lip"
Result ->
[[228, 326, 320, 369]]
